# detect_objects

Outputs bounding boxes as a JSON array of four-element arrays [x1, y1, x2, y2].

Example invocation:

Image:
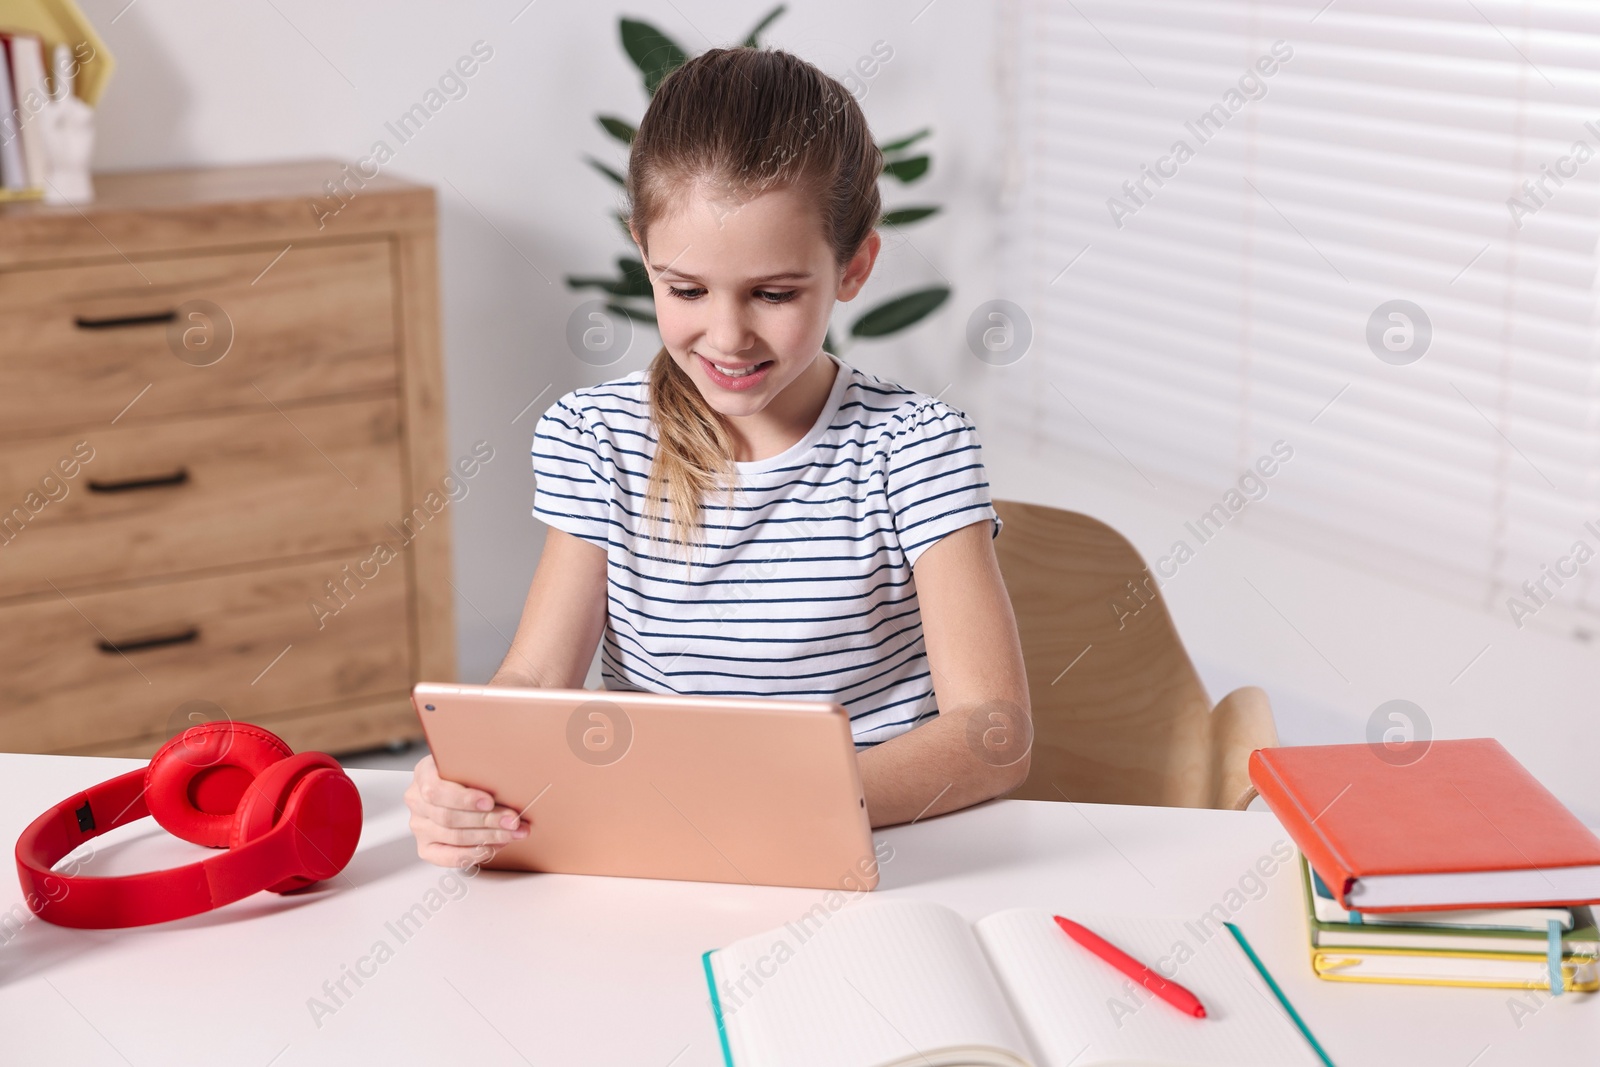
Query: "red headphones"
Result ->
[[14, 721, 363, 929]]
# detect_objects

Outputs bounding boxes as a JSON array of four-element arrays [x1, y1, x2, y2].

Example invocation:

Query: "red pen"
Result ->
[[1053, 915, 1207, 1019]]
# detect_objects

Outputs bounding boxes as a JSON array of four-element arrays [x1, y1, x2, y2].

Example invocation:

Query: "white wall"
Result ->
[[76, 1, 1597, 820]]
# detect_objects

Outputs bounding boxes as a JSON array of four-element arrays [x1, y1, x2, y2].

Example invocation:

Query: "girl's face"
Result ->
[[633, 182, 879, 422]]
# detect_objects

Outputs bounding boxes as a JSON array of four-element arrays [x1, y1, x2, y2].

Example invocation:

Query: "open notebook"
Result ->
[[702, 899, 1330, 1067]]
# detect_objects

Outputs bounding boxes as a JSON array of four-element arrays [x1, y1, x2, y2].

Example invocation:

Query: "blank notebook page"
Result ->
[[715, 899, 1035, 1067], [974, 910, 1321, 1067]]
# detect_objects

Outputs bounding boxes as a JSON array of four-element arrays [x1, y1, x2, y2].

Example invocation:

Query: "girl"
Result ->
[[406, 46, 1031, 870]]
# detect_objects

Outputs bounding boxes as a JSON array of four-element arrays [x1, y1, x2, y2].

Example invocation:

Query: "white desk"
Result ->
[[0, 754, 1591, 1066]]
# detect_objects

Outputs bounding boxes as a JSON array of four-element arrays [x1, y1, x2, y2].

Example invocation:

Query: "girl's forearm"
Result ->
[[855, 705, 1030, 828], [486, 660, 546, 688]]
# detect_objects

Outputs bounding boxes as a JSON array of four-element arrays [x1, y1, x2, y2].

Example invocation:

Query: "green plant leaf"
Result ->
[[620, 18, 689, 96], [880, 206, 940, 227], [598, 115, 637, 146], [850, 286, 950, 338], [565, 273, 626, 294], [742, 4, 786, 47], [617, 257, 654, 297], [607, 301, 658, 327], [564, 263, 653, 298], [823, 327, 837, 355], [882, 155, 930, 183], [586, 156, 627, 187], [878, 128, 931, 154]]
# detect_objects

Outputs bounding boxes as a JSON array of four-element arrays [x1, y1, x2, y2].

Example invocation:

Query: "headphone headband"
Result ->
[[13, 724, 362, 929]]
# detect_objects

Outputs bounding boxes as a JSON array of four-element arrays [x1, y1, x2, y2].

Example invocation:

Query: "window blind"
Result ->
[[998, 0, 1600, 636]]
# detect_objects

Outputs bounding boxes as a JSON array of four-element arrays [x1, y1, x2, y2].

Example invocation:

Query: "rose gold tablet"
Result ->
[[410, 683, 880, 891]]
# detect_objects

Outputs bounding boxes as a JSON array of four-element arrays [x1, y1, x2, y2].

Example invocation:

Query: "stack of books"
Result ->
[[1297, 853, 1597, 989], [0, 30, 50, 200], [1250, 738, 1600, 993]]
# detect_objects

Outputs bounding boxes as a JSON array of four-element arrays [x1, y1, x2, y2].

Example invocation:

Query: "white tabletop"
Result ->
[[0, 754, 1591, 1066]]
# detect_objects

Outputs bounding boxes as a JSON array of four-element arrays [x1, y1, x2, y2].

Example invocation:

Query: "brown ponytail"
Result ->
[[626, 46, 884, 568]]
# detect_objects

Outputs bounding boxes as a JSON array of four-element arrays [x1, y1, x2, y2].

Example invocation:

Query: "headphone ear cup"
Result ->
[[231, 753, 362, 893], [146, 722, 294, 848]]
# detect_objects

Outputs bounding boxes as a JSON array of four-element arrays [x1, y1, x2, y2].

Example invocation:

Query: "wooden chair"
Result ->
[[990, 500, 1279, 810]]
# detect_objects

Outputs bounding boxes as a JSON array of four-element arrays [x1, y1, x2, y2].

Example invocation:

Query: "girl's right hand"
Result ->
[[403, 753, 529, 869]]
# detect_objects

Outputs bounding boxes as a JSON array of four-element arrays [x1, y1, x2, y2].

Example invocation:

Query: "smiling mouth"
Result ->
[[701, 355, 773, 377]]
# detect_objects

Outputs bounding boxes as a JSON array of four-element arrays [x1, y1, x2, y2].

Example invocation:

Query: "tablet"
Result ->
[[410, 683, 880, 891]]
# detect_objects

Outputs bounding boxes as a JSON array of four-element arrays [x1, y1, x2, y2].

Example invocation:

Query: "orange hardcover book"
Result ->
[[1248, 739, 1600, 913]]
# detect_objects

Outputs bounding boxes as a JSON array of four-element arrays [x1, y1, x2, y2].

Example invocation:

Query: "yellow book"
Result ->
[[1310, 945, 1598, 992]]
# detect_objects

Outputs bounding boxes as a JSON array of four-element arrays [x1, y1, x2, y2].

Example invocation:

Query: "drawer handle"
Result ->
[[88, 469, 190, 493], [98, 627, 200, 655], [74, 310, 179, 330]]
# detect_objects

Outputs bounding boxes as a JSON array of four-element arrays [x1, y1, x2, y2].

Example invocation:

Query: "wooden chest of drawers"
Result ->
[[0, 161, 454, 757]]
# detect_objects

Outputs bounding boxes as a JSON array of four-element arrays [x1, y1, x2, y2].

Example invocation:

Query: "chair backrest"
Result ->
[[991, 499, 1275, 809]]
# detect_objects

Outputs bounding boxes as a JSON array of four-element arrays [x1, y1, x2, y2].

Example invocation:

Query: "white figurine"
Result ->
[[39, 43, 95, 205]]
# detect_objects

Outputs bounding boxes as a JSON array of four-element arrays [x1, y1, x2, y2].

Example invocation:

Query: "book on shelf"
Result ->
[[703, 898, 1331, 1067], [2, 31, 48, 191], [0, 31, 26, 191]]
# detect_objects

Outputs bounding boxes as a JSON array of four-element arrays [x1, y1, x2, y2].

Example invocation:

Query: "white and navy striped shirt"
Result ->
[[530, 352, 1003, 748]]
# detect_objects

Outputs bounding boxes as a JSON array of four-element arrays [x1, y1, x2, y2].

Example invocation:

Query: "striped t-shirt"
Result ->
[[529, 351, 1003, 748]]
